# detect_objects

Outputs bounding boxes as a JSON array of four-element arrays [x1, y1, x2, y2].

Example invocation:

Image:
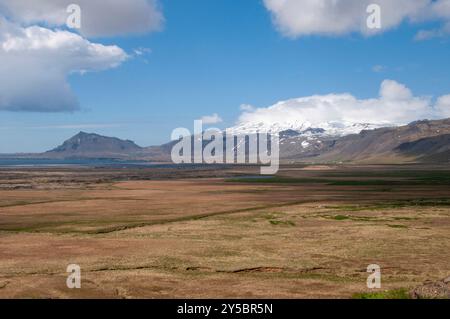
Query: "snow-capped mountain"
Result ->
[[223, 118, 450, 162], [227, 120, 388, 137], [226, 120, 392, 155]]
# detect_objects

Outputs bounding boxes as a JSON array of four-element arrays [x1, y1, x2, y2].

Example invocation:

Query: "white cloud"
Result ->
[[133, 47, 152, 56], [263, 0, 450, 38], [199, 113, 223, 124], [0, 18, 128, 112], [240, 104, 255, 112], [236, 80, 450, 129], [372, 65, 386, 73], [379, 80, 413, 101], [415, 21, 450, 40], [430, 0, 450, 19], [435, 94, 450, 118], [0, 0, 164, 38], [0, 1, 163, 112]]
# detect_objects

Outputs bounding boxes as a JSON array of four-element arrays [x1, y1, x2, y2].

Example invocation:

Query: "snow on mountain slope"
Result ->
[[228, 120, 387, 137], [226, 119, 391, 154], [227, 112, 396, 153]]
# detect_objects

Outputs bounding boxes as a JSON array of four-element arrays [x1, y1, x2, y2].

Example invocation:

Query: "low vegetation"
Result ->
[[0, 164, 448, 298], [353, 288, 411, 299]]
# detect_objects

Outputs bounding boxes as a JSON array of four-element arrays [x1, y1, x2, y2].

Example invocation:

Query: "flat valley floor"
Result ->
[[0, 164, 449, 298]]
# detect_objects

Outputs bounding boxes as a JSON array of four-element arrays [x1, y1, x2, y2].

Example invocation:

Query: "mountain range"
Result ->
[[2, 118, 450, 164], [278, 118, 450, 163]]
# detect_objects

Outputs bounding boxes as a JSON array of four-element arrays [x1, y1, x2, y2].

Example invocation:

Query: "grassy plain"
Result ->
[[0, 164, 449, 298]]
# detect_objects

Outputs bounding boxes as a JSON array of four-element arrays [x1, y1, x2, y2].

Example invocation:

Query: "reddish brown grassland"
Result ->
[[0, 164, 449, 298]]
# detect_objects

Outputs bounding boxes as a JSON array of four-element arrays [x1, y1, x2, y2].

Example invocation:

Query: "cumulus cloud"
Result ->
[[435, 94, 450, 118], [236, 80, 450, 129], [0, 0, 164, 38], [263, 0, 450, 38], [199, 113, 223, 124], [0, 18, 128, 112], [0, 0, 163, 112]]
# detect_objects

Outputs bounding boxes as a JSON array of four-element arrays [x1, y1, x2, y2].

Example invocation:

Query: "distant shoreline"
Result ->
[[0, 159, 238, 169], [0, 158, 160, 167]]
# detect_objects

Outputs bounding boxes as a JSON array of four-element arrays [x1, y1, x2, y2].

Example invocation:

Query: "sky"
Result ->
[[0, 0, 450, 153]]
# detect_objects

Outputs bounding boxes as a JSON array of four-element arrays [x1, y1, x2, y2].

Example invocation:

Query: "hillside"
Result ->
[[292, 119, 450, 163], [45, 131, 143, 159]]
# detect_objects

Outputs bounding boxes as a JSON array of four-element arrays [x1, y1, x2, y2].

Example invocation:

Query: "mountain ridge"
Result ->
[[284, 118, 450, 163], [1, 118, 450, 164]]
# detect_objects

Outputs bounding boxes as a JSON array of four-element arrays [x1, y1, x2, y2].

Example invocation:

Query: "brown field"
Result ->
[[0, 164, 449, 298]]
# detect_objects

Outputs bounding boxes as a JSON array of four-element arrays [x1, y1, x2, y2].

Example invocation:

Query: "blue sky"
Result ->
[[1, 0, 450, 152]]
